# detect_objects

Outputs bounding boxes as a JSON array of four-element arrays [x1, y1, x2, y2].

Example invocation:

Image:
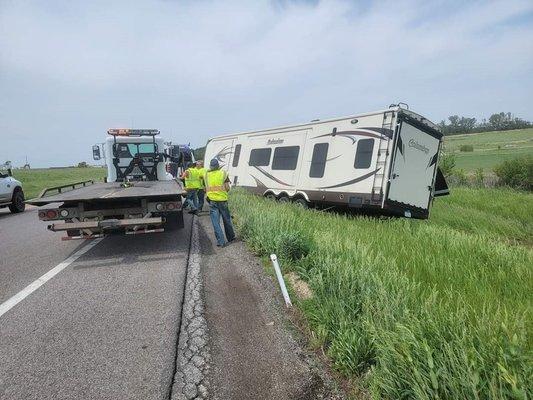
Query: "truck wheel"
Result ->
[[8, 190, 25, 213], [165, 211, 184, 231]]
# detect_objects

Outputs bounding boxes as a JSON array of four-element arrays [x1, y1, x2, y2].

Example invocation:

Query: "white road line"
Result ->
[[0, 238, 104, 318]]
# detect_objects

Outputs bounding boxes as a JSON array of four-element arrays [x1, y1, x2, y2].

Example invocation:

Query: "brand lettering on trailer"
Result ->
[[408, 139, 429, 154], [267, 139, 284, 145]]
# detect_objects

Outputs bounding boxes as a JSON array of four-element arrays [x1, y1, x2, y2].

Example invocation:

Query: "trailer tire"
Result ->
[[165, 211, 184, 231], [8, 189, 25, 213], [293, 197, 309, 209], [264, 192, 276, 201], [278, 195, 290, 203]]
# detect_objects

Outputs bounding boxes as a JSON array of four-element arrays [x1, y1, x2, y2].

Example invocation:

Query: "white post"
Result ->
[[270, 254, 292, 307]]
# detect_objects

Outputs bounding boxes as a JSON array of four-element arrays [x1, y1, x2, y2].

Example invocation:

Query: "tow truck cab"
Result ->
[[28, 129, 186, 239], [92, 129, 173, 182]]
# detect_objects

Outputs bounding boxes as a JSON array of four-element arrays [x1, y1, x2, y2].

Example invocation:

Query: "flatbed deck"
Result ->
[[27, 180, 185, 206]]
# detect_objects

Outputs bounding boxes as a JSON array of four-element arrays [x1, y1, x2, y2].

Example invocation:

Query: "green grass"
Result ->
[[444, 128, 533, 172], [230, 188, 533, 399], [12, 167, 106, 199]]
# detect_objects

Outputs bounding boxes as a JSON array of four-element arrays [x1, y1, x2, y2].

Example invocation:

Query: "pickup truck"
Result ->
[[27, 129, 187, 239], [0, 165, 25, 214]]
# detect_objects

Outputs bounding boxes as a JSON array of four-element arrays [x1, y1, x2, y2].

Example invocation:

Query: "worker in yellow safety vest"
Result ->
[[195, 160, 207, 212], [180, 162, 201, 214], [204, 158, 235, 247]]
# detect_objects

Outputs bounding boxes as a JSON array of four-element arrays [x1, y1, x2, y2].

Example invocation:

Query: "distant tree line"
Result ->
[[193, 146, 206, 160], [439, 112, 532, 135]]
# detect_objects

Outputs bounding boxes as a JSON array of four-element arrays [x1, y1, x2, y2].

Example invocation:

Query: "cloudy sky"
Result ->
[[1, 0, 532, 167]]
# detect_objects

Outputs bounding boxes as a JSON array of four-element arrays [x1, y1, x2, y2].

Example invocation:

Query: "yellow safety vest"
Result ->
[[196, 167, 207, 189], [185, 168, 201, 189], [205, 169, 228, 201]]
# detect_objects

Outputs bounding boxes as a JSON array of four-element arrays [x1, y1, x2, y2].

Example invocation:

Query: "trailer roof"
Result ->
[[26, 180, 185, 206], [208, 106, 437, 142]]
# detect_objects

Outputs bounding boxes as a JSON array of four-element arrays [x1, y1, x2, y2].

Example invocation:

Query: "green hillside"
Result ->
[[444, 128, 533, 171]]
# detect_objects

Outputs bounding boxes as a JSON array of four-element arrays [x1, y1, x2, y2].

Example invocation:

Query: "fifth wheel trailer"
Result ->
[[204, 105, 449, 219]]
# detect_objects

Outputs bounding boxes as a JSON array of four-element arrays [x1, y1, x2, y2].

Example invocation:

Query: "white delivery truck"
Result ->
[[204, 105, 449, 219], [27, 129, 187, 239]]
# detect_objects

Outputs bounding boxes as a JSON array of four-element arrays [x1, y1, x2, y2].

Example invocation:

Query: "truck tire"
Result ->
[[165, 211, 184, 231], [8, 189, 25, 213], [67, 229, 80, 237]]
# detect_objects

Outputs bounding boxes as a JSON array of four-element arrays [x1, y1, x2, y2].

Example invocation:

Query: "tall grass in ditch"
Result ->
[[230, 188, 532, 399]]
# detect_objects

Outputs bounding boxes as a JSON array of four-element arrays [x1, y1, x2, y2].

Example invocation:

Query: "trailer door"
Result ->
[[386, 118, 441, 214]]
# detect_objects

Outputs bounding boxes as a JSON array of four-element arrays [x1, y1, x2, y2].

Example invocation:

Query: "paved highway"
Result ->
[[0, 208, 193, 399]]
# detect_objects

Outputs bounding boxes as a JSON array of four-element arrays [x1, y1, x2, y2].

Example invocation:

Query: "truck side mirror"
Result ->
[[92, 145, 101, 160]]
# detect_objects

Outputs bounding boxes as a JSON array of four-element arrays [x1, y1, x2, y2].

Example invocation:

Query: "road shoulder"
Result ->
[[198, 215, 341, 400]]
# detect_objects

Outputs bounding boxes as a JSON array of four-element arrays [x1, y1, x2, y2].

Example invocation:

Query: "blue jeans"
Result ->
[[209, 201, 235, 246], [197, 189, 205, 211], [185, 189, 198, 211]]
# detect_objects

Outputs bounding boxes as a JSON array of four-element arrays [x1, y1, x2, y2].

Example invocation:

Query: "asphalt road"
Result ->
[[0, 208, 192, 400]]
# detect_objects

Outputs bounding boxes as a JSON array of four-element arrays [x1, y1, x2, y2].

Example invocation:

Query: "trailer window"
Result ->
[[272, 146, 300, 170], [354, 139, 374, 169], [309, 143, 328, 178], [249, 148, 271, 166], [232, 144, 242, 167]]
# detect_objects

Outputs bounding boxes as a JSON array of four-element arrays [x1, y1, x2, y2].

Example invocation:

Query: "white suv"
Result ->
[[0, 168, 25, 213]]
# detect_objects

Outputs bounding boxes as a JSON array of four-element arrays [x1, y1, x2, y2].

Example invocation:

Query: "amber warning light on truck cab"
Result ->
[[107, 129, 160, 136]]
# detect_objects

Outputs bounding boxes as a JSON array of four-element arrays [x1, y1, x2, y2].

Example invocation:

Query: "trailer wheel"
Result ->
[[264, 192, 276, 201], [165, 211, 184, 231], [278, 195, 290, 203], [293, 197, 309, 209], [8, 189, 25, 213]]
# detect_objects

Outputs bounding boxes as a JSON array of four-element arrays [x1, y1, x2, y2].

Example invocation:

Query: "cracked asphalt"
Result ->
[[171, 220, 210, 400]]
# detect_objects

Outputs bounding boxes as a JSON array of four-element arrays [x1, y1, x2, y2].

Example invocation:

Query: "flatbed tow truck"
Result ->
[[27, 129, 187, 240]]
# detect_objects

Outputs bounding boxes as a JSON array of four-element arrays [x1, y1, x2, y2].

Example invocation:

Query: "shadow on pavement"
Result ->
[[72, 221, 193, 271]]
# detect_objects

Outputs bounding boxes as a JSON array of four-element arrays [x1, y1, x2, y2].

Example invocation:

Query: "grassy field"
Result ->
[[12, 167, 106, 200], [443, 128, 533, 172], [230, 188, 532, 399]]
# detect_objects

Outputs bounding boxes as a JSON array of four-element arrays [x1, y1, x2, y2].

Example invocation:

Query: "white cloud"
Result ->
[[0, 0, 532, 166]]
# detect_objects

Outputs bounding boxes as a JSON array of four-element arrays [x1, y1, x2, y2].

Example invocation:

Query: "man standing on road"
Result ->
[[205, 158, 235, 247], [180, 162, 200, 214], [195, 160, 206, 212]]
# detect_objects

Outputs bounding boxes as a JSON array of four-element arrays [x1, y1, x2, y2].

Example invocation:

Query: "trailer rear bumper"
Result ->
[[47, 217, 164, 232]]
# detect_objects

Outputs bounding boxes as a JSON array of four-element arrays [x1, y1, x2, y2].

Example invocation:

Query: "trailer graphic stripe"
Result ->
[[318, 168, 380, 189], [427, 152, 438, 169], [312, 128, 393, 143], [250, 175, 267, 189], [252, 166, 293, 187]]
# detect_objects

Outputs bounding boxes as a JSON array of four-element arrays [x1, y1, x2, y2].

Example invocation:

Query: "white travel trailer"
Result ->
[[204, 105, 449, 219]]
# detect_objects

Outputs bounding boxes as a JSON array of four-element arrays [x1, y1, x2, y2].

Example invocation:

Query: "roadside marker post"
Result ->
[[270, 254, 292, 307]]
